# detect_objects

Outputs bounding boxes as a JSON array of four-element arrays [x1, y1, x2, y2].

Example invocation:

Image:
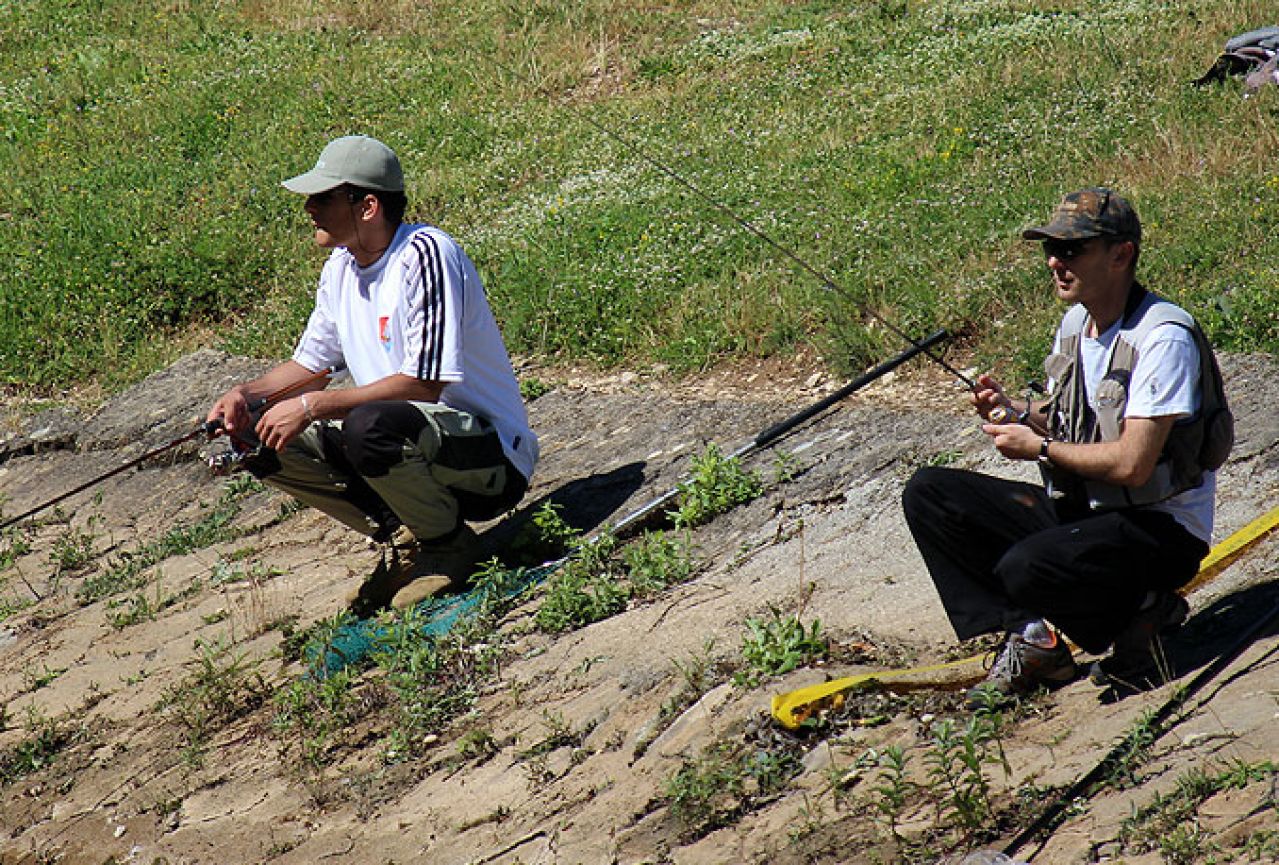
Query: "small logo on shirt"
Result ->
[[378, 316, 391, 352]]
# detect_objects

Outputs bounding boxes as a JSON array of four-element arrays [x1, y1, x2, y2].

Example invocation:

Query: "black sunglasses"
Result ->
[[1042, 238, 1095, 261], [307, 187, 362, 205]]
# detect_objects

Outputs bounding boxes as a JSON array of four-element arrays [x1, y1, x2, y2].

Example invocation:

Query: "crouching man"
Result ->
[[903, 188, 1229, 704], [208, 135, 538, 616]]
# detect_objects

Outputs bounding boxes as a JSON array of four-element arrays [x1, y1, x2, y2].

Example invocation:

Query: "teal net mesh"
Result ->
[[306, 562, 560, 677]]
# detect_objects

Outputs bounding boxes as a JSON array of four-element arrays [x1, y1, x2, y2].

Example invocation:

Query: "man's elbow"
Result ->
[[1113, 459, 1158, 488]]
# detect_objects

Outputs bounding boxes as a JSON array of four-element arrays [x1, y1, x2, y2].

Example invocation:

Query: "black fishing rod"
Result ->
[[608, 328, 951, 537], [0, 366, 339, 532]]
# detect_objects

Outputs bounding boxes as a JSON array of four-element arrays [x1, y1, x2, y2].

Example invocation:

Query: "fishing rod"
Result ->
[[0, 366, 339, 533], [608, 328, 952, 538], [488, 54, 977, 393]]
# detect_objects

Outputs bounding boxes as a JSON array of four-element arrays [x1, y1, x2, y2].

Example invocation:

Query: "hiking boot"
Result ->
[[390, 524, 481, 610], [345, 525, 419, 617], [1089, 592, 1189, 687], [966, 634, 1076, 709]]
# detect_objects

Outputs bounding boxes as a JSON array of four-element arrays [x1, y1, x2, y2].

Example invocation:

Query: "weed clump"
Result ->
[[669, 444, 763, 530], [734, 607, 828, 688]]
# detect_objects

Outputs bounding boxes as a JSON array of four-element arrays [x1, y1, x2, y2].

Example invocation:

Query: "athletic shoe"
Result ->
[[390, 524, 481, 610], [966, 633, 1077, 708], [1089, 592, 1189, 687]]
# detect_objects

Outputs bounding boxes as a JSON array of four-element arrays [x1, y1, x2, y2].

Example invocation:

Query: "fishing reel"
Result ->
[[987, 382, 1045, 425], [202, 417, 263, 476]]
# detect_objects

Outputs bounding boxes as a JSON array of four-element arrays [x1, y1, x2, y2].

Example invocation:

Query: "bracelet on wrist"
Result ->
[[300, 394, 315, 424], [1037, 437, 1052, 464]]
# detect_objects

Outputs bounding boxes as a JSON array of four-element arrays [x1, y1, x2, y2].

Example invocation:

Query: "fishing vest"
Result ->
[[1041, 286, 1233, 510]]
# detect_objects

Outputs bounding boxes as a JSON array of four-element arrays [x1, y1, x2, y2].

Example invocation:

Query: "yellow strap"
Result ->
[[770, 503, 1279, 730]]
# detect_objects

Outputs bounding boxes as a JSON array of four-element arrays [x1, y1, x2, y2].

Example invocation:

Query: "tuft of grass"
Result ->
[[160, 639, 270, 765], [1118, 759, 1278, 860], [664, 739, 803, 840], [0, 709, 76, 786]]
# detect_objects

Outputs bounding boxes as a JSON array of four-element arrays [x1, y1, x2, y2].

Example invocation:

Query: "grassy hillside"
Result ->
[[0, 0, 1275, 393]]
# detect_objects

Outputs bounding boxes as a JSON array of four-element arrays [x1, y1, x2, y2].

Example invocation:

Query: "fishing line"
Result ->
[[481, 44, 977, 391]]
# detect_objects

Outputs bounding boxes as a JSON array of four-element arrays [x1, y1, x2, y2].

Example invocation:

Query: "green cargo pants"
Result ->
[[245, 400, 527, 543]]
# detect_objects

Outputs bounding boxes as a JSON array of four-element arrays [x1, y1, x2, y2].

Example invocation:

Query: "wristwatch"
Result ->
[[1038, 437, 1053, 465]]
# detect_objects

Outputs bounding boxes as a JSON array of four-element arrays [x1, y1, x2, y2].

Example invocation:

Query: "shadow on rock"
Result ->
[[480, 461, 648, 562], [1098, 579, 1279, 702]]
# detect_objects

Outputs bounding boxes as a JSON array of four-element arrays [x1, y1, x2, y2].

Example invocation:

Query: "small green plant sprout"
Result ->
[[669, 443, 763, 529], [457, 727, 500, 761], [23, 664, 66, 692], [925, 449, 963, 468], [511, 500, 581, 565], [734, 606, 829, 688], [519, 377, 554, 401], [967, 684, 1013, 779], [870, 744, 913, 844], [534, 533, 626, 633], [771, 449, 801, 484], [221, 473, 265, 499], [49, 521, 97, 574], [923, 715, 999, 834], [0, 527, 32, 571], [1106, 705, 1161, 789]]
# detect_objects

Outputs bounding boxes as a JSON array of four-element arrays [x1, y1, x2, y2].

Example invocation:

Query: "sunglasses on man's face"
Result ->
[[307, 188, 359, 206], [1042, 239, 1096, 262]]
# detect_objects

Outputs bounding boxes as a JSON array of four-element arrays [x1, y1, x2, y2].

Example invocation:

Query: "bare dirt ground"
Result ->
[[0, 348, 1275, 865]]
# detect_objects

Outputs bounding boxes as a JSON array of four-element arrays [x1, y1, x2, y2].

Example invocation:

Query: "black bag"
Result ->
[[1193, 26, 1279, 90]]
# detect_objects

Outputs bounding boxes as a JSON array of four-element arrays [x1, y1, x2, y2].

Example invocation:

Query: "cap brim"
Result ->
[[1021, 222, 1103, 241], [281, 170, 344, 195]]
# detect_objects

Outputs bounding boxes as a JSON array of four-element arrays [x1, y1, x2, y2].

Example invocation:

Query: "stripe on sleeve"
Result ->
[[411, 232, 447, 380]]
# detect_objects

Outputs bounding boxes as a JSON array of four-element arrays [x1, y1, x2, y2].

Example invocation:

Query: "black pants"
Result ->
[[901, 466, 1207, 654]]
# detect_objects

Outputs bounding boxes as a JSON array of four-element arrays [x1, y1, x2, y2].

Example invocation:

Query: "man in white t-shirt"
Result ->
[[902, 188, 1221, 704], [208, 135, 538, 615]]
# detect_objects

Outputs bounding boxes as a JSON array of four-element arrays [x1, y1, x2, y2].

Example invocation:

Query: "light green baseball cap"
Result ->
[[281, 135, 404, 194]]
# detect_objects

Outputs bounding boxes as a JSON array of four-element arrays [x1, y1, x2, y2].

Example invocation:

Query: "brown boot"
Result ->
[[390, 525, 481, 610], [345, 525, 419, 617]]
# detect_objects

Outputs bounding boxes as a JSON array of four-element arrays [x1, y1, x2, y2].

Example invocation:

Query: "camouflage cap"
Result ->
[[1021, 187, 1141, 243]]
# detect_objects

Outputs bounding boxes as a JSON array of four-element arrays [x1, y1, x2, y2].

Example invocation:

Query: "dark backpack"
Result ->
[[1194, 26, 1279, 90]]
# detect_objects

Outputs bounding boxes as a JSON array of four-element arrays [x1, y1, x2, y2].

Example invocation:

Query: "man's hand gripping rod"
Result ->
[[0, 366, 339, 532]]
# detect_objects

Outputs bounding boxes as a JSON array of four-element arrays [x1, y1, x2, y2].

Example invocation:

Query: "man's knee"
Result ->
[[343, 401, 432, 478], [903, 465, 957, 520], [997, 540, 1060, 607]]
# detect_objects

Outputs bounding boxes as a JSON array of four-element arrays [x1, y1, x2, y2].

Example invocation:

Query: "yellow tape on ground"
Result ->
[[771, 503, 1279, 730]]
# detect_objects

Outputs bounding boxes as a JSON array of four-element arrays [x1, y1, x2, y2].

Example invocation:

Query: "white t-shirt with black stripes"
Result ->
[[293, 222, 538, 481]]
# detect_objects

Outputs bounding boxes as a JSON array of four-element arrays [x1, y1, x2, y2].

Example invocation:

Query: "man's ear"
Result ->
[[1110, 239, 1137, 270], [356, 193, 381, 222]]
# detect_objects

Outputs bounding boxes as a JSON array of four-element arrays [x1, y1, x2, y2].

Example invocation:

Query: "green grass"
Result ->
[[0, 1, 1275, 394]]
